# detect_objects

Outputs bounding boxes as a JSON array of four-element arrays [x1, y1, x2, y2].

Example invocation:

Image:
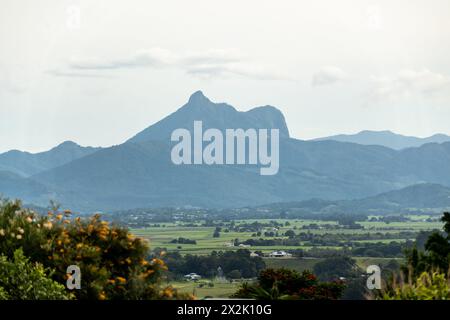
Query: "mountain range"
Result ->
[[313, 130, 450, 150], [0, 141, 100, 177], [1, 91, 450, 213]]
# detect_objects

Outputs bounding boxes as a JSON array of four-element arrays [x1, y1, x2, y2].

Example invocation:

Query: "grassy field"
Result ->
[[354, 257, 404, 269], [170, 280, 242, 299], [132, 225, 344, 254], [130, 216, 439, 298], [132, 216, 442, 255]]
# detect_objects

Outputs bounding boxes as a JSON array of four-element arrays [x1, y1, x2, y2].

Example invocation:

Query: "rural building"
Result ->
[[184, 273, 202, 281], [268, 250, 292, 258]]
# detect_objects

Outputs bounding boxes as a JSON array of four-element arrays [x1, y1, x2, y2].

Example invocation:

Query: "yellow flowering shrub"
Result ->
[[0, 199, 189, 300]]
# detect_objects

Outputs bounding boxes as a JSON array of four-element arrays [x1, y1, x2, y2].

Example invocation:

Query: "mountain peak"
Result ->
[[188, 90, 210, 105], [57, 140, 79, 147], [127, 92, 290, 143], [50, 141, 81, 151]]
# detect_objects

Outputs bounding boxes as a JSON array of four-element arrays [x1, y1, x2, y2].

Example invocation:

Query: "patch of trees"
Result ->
[[337, 217, 364, 229], [301, 223, 340, 230], [284, 229, 296, 238], [161, 249, 266, 280], [213, 227, 221, 238], [378, 215, 411, 223], [232, 268, 345, 300], [414, 230, 442, 250], [351, 241, 412, 257], [298, 240, 411, 259], [313, 256, 361, 281], [294, 231, 415, 247], [313, 256, 368, 300], [170, 237, 197, 245], [226, 221, 283, 233], [238, 238, 301, 246], [263, 231, 279, 237]]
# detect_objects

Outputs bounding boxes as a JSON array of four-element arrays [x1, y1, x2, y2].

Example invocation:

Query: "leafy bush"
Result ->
[[382, 271, 450, 300], [227, 269, 242, 279], [380, 213, 450, 300], [0, 287, 7, 300], [313, 256, 361, 281], [0, 199, 189, 300], [232, 268, 345, 300], [401, 212, 450, 280], [0, 249, 72, 300]]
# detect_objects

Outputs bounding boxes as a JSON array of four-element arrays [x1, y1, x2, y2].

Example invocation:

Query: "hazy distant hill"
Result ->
[[313, 130, 450, 150], [2, 91, 450, 212], [257, 183, 450, 215], [352, 183, 450, 211], [0, 170, 50, 201], [0, 141, 101, 177]]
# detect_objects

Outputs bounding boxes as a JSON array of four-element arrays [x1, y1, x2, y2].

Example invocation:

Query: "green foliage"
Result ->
[[0, 287, 8, 300], [442, 211, 450, 234], [234, 281, 287, 300], [227, 269, 242, 279], [232, 268, 345, 300], [402, 212, 450, 278], [381, 212, 450, 300], [0, 249, 71, 300], [382, 271, 450, 300], [284, 230, 296, 238], [313, 256, 360, 281], [313, 256, 367, 300], [0, 199, 189, 300]]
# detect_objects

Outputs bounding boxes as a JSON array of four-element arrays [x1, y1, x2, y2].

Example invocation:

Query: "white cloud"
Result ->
[[180, 49, 283, 80], [185, 61, 286, 80], [368, 69, 450, 102], [46, 69, 113, 78], [68, 48, 176, 70], [181, 49, 242, 65], [51, 48, 284, 81], [312, 66, 347, 86]]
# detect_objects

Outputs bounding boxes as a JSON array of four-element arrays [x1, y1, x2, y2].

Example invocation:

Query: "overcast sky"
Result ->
[[1, 0, 450, 153]]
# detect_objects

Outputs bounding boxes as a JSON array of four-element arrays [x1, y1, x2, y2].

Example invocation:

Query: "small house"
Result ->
[[268, 250, 292, 258]]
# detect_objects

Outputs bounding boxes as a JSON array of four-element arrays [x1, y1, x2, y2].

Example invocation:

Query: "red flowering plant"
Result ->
[[232, 268, 345, 300]]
